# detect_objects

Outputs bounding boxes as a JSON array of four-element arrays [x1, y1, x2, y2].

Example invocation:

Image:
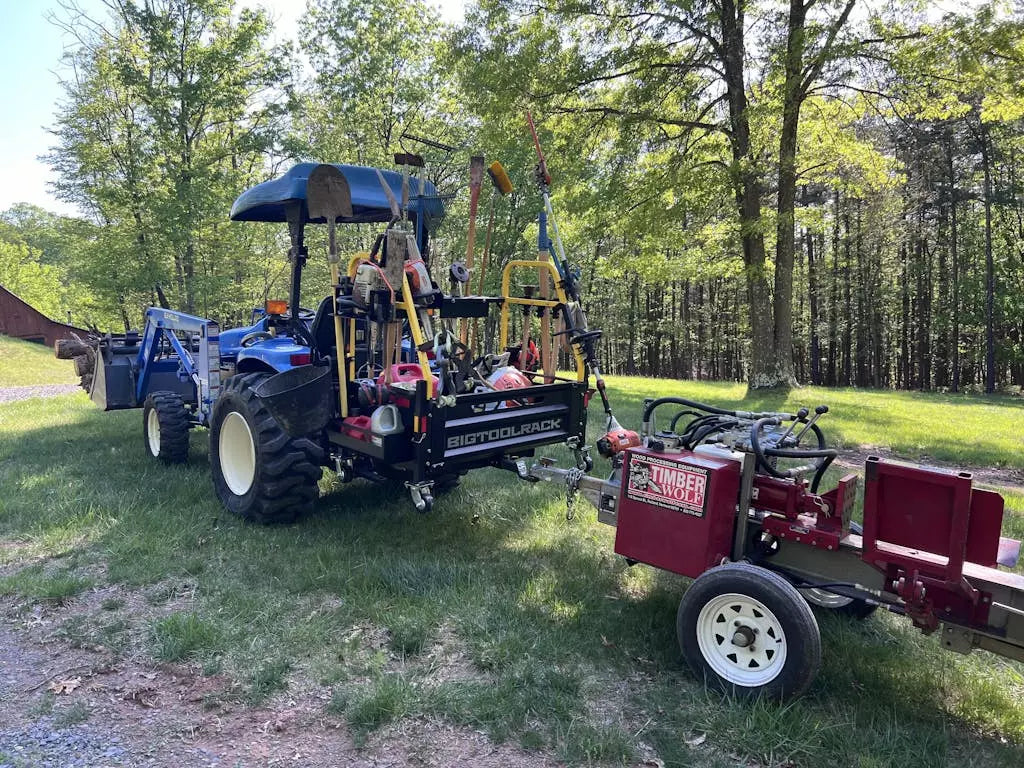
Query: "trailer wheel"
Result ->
[[799, 521, 877, 619], [677, 563, 821, 700], [210, 373, 323, 524], [142, 392, 191, 464]]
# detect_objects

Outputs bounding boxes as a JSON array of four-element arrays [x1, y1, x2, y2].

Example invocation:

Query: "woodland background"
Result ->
[[2, 0, 1024, 391]]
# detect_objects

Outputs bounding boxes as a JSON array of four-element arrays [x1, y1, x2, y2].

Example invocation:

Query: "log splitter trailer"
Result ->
[[529, 396, 1024, 700], [521, 112, 1023, 700]]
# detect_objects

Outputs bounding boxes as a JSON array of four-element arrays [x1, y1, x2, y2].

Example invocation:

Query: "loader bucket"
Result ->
[[254, 364, 332, 437], [90, 353, 137, 411]]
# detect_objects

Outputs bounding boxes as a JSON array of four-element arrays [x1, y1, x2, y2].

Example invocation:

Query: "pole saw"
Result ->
[[525, 112, 631, 454]]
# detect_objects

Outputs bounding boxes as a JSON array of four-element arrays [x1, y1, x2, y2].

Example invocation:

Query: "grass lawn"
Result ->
[[0, 334, 77, 387], [0, 378, 1022, 767]]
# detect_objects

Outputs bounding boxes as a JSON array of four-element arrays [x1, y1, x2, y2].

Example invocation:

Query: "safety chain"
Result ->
[[565, 466, 586, 521]]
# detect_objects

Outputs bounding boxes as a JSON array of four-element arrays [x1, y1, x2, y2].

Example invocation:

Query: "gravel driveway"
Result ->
[[0, 385, 80, 405]]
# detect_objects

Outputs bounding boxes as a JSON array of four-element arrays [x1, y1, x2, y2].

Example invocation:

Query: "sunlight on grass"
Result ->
[[0, 385, 1022, 766], [0, 334, 76, 387]]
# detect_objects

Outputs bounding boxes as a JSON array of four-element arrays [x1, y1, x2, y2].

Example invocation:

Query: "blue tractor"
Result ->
[[79, 159, 600, 522]]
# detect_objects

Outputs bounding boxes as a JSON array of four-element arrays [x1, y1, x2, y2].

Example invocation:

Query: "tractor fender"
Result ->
[[235, 336, 312, 374]]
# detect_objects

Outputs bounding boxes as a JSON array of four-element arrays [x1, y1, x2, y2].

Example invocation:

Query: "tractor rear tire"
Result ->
[[210, 373, 323, 524], [677, 562, 821, 701], [143, 392, 191, 464]]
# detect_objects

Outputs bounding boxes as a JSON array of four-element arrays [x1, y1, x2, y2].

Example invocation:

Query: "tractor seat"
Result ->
[[309, 295, 336, 354]]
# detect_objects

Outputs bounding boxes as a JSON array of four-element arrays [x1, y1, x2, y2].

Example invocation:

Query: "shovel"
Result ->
[[306, 164, 353, 418]]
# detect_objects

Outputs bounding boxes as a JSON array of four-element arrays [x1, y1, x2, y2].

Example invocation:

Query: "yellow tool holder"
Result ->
[[499, 259, 586, 382]]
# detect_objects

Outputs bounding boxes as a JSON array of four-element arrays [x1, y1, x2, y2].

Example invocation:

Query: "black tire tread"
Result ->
[[143, 391, 191, 464], [210, 373, 323, 524]]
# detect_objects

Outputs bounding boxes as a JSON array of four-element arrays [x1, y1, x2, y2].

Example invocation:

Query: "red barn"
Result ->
[[0, 285, 90, 347]]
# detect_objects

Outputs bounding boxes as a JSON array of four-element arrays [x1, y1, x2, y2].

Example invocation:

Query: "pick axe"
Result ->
[[306, 164, 353, 417]]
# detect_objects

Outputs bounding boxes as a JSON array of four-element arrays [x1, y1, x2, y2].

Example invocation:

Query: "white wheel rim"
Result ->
[[801, 587, 855, 609], [147, 408, 161, 456], [220, 411, 256, 496], [696, 592, 787, 687]]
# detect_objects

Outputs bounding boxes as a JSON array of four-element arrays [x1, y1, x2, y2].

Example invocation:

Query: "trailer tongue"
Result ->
[[530, 397, 1024, 699]]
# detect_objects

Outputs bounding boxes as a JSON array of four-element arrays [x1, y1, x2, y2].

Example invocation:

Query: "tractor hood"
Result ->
[[229, 163, 446, 230]]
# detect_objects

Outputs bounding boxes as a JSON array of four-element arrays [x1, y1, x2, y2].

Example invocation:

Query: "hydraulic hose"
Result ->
[[750, 418, 836, 492], [642, 397, 746, 428], [669, 409, 704, 433]]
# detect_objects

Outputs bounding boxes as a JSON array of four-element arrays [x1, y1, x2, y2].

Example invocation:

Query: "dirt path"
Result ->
[[0, 385, 80, 405], [833, 446, 1024, 494], [0, 602, 560, 768]]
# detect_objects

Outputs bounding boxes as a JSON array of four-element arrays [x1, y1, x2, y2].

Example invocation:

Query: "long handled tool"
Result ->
[[470, 161, 514, 353], [306, 164, 354, 417], [525, 112, 618, 431], [460, 155, 485, 346]]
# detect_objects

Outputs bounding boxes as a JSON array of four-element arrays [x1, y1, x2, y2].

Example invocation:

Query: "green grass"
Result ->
[[0, 380, 1022, 767], [151, 612, 224, 661], [601, 376, 1024, 470], [0, 564, 92, 602], [0, 334, 76, 386]]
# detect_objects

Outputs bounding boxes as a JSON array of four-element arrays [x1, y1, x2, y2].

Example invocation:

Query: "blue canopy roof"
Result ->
[[230, 163, 446, 229]]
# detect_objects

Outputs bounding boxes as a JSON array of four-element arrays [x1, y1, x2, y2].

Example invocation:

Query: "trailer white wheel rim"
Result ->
[[801, 587, 855, 609], [220, 411, 256, 496], [147, 408, 161, 456], [696, 592, 787, 687]]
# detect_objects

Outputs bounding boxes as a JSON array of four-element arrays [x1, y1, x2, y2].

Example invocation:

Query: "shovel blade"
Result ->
[[306, 164, 353, 222]]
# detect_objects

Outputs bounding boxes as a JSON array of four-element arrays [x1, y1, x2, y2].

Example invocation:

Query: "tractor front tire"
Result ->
[[210, 373, 323, 524], [677, 563, 821, 701], [143, 392, 191, 464]]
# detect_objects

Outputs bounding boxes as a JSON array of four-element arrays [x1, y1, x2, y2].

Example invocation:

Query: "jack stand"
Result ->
[[333, 456, 354, 484], [406, 481, 435, 513]]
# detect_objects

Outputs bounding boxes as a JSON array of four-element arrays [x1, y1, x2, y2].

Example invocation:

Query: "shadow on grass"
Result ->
[[0, 394, 1022, 767]]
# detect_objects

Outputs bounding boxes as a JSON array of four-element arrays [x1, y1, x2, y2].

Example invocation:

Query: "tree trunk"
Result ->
[[807, 223, 821, 385], [720, 0, 777, 389], [980, 121, 996, 393], [949, 136, 961, 393]]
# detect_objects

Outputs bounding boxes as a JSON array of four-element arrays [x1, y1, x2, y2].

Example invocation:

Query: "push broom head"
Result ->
[[487, 161, 514, 196]]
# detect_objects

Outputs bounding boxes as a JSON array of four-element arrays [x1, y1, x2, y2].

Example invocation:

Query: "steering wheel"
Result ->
[[240, 331, 275, 348], [292, 306, 316, 321]]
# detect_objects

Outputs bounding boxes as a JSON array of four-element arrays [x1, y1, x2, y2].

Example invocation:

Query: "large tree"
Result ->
[[48, 0, 291, 321], [452, 0, 861, 389]]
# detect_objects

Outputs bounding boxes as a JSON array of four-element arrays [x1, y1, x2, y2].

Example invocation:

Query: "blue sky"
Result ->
[[0, 0, 465, 217]]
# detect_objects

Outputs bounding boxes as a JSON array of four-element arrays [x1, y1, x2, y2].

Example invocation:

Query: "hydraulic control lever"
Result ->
[[794, 405, 829, 443]]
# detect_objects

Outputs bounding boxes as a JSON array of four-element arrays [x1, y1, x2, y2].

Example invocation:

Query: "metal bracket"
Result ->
[[941, 625, 975, 655], [406, 481, 435, 513]]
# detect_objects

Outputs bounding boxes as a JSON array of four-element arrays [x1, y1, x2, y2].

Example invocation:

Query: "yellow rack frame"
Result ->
[[499, 259, 586, 382]]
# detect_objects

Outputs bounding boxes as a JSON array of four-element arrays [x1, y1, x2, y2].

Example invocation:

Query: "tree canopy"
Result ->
[[3, 0, 1023, 392]]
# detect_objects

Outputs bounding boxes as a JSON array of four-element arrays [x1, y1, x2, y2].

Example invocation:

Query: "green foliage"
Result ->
[[3, 0, 1023, 388], [46, 0, 292, 327]]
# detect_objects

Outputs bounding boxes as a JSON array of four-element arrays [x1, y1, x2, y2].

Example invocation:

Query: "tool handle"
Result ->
[[526, 111, 552, 185]]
